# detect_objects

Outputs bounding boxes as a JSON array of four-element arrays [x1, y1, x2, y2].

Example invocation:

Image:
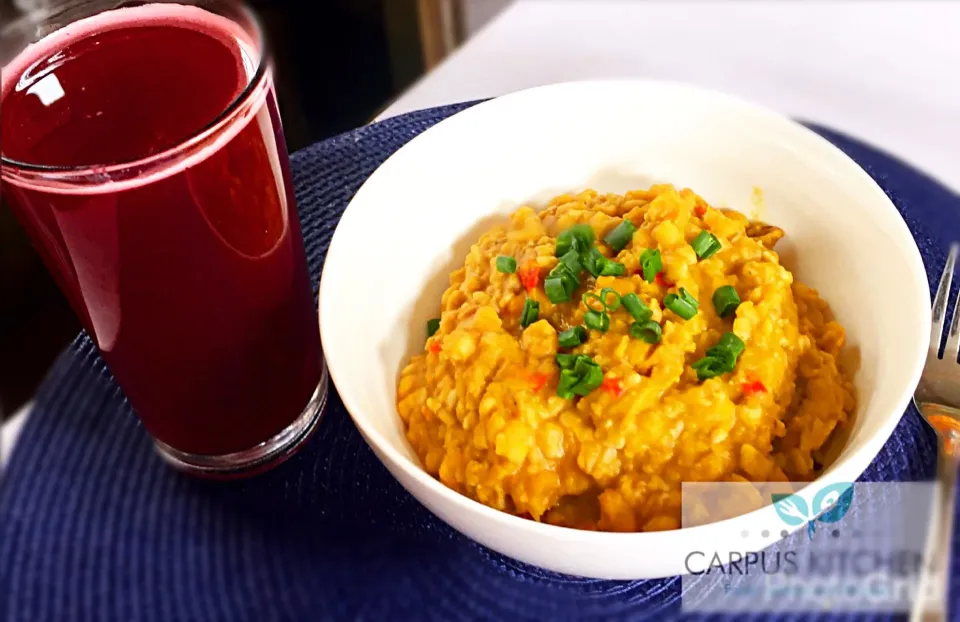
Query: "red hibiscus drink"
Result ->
[[0, 1, 327, 476]]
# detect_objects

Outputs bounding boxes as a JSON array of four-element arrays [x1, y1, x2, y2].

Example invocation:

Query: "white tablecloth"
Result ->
[[4, 0, 957, 467], [380, 0, 960, 191]]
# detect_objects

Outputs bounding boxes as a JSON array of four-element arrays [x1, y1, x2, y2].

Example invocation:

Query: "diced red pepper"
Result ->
[[530, 372, 549, 392], [518, 260, 540, 292], [695, 205, 707, 218], [429, 341, 441, 354], [601, 376, 624, 398], [654, 272, 674, 288], [741, 380, 767, 396]]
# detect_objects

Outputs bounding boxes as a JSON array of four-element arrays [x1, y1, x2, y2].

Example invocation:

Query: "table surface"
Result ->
[[3, 0, 958, 468]]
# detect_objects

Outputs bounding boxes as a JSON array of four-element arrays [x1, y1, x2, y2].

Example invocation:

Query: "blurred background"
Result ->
[[0, 0, 511, 420]]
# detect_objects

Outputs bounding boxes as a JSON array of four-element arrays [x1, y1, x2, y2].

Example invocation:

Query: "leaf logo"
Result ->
[[772, 483, 854, 539], [812, 482, 854, 524], [772, 493, 812, 537]]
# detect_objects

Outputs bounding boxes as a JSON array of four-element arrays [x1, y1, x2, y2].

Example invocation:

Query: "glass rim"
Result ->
[[0, 0, 268, 178]]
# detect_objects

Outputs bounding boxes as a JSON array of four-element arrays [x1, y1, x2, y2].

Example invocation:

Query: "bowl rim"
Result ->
[[318, 78, 931, 544]]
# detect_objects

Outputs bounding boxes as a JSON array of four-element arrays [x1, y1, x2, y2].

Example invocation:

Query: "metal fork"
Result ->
[[912, 243, 960, 622]]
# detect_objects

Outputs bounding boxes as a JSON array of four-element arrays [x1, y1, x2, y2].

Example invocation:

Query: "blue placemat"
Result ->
[[1, 102, 958, 622]]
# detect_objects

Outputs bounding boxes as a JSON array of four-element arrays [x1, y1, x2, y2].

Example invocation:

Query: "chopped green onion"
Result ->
[[600, 288, 621, 311], [583, 310, 610, 332], [712, 285, 741, 318], [680, 288, 699, 309], [560, 280, 580, 300], [705, 338, 742, 373], [692, 356, 728, 381], [555, 354, 605, 398], [544, 276, 568, 303], [582, 292, 606, 312], [712, 332, 745, 358], [582, 251, 627, 278], [556, 224, 595, 257], [546, 263, 580, 302], [630, 320, 662, 344], [691, 231, 722, 259], [572, 355, 594, 377], [556, 232, 573, 257], [664, 287, 699, 320], [571, 363, 604, 396], [562, 268, 581, 292], [519, 298, 540, 327], [558, 249, 582, 275], [639, 249, 662, 283], [543, 275, 576, 304], [603, 220, 637, 252], [570, 224, 596, 249], [715, 347, 739, 368], [692, 332, 746, 380], [426, 318, 441, 337], [620, 293, 652, 322], [693, 351, 738, 381], [599, 260, 626, 277], [496, 256, 517, 273], [557, 353, 595, 372], [582, 247, 606, 277], [557, 369, 580, 399], [558, 326, 587, 348]]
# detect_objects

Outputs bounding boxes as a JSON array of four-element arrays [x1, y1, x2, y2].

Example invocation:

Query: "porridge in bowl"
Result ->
[[396, 186, 855, 533]]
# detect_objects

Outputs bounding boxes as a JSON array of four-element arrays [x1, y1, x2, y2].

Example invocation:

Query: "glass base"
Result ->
[[154, 361, 329, 478]]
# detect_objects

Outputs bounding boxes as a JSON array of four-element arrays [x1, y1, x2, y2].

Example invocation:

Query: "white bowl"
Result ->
[[318, 80, 930, 580]]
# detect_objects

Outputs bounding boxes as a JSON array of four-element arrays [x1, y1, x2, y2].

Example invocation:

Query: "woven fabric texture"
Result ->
[[1, 102, 958, 622]]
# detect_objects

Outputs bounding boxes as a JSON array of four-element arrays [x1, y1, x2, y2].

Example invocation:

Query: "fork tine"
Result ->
[[933, 244, 959, 358], [945, 244, 960, 360]]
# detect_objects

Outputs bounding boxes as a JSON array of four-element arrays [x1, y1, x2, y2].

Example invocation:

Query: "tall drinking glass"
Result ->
[[0, 0, 327, 477]]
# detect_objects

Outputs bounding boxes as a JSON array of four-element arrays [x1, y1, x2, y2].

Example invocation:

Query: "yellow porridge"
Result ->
[[396, 186, 855, 532]]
